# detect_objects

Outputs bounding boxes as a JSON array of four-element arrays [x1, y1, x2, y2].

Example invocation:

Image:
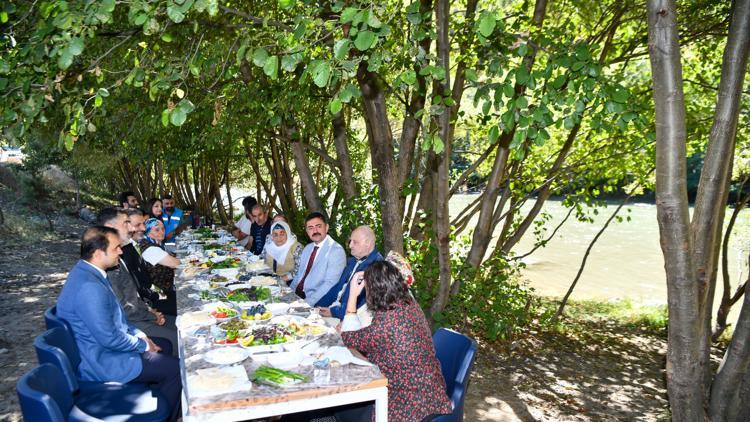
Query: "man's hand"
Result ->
[[318, 308, 331, 317], [150, 309, 166, 326], [145, 337, 162, 353]]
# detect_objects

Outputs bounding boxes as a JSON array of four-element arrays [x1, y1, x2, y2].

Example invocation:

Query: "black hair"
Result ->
[[81, 226, 119, 260], [242, 196, 257, 211], [364, 261, 413, 311], [96, 207, 126, 226], [118, 191, 136, 206], [161, 193, 174, 201], [305, 211, 328, 225], [144, 197, 162, 218]]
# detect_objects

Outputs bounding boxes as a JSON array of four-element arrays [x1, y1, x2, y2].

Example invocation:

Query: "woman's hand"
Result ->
[[350, 271, 366, 297]]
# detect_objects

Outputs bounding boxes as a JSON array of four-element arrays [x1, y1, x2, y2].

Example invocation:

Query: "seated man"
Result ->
[[232, 196, 256, 249], [118, 191, 139, 209], [98, 207, 178, 355], [248, 204, 272, 255], [56, 226, 181, 421], [289, 212, 346, 307], [318, 225, 383, 320], [160, 194, 184, 241]]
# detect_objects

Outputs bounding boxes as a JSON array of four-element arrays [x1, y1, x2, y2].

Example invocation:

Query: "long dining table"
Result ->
[[173, 229, 388, 421]]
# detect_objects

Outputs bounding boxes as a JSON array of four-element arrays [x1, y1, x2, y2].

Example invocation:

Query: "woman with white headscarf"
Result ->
[[263, 221, 303, 282]]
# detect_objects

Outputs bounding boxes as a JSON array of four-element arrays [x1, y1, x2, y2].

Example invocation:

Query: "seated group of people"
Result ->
[[55, 192, 452, 422]]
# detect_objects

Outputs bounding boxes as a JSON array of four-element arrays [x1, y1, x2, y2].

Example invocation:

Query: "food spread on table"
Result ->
[[175, 227, 384, 408]]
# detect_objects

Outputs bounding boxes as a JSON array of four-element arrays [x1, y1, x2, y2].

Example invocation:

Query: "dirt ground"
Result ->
[[0, 216, 670, 421]]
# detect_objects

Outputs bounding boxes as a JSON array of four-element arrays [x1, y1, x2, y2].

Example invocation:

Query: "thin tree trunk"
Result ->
[[647, 1, 702, 419], [714, 189, 750, 340], [331, 111, 357, 199], [467, 0, 548, 268], [357, 63, 404, 254], [429, 0, 453, 317], [554, 191, 636, 320], [289, 136, 324, 214], [707, 0, 750, 416]]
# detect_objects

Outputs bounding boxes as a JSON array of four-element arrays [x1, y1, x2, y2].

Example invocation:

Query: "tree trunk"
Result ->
[[331, 111, 357, 200], [713, 189, 750, 340], [289, 132, 324, 214], [647, 0, 702, 419], [429, 0, 453, 316], [706, 0, 750, 418], [357, 62, 404, 254], [467, 0, 548, 268]]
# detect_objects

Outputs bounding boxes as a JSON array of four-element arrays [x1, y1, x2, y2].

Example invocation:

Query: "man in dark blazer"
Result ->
[[56, 226, 181, 420], [318, 225, 384, 320]]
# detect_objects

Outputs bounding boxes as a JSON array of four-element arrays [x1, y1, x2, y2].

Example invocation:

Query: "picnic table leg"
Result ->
[[374, 386, 388, 422]]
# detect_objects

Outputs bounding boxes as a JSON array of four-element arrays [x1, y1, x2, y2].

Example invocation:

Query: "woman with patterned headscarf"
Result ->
[[262, 221, 303, 282], [139, 218, 181, 295]]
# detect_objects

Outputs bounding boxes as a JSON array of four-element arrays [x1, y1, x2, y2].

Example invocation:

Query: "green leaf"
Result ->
[[488, 125, 500, 143], [134, 13, 148, 25], [330, 98, 342, 114], [97, 88, 110, 97], [432, 135, 444, 154], [310, 61, 331, 88], [263, 56, 279, 80], [478, 12, 496, 37], [340, 7, 358, 23], [515, 67, 529, 85], [64, 133, 74, 151], [170, 107, 186, 126], [161, 33, 173, 43], [515, 96, 528, 108], [503, 83, 515, 98], [401, 70, 417, 86], [465, 69, 478, 83], [69, 38, 85, 56], [278, 0, 294, 9], [334, 39, 350, 60], [612, 87, 630, 103], [57, 52, 73, 70], [281, 54, 301, 72], [0, 12, 8, 23], [94, 95, 103, 107], [517, 44, 528, 57], [354, 30, 377, 51], [177, 99, 195, 113], [167, 6, 185, 23], [161, 109, 170, 127], [252, 48, 269, 67], [367, 12, 382, 28]]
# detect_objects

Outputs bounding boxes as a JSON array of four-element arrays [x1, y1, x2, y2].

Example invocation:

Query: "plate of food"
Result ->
[[250, 275, 277, 287], [238, 325, 294, 348], [188, 365, 252, 397], [225, 286, 272, 303], [246, 261, 272, 273], [177, 311, 216, 329], [203, 347, 249, 365], [205, 305, 239, 321], [240, 303, 273, 322]]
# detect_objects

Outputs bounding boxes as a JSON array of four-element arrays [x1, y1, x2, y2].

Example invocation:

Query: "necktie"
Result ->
[[295, 246, 319, 299]]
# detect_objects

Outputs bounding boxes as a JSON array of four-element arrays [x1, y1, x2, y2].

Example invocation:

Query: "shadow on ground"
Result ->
[[464, 320, 670, 421]]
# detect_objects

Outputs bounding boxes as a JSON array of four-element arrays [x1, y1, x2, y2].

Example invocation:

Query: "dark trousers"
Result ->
[[154, 290, 177, 315], [129, 337, 182, 421]]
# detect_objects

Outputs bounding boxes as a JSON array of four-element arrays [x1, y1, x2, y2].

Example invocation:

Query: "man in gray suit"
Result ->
[[289, 212, 346, 307]]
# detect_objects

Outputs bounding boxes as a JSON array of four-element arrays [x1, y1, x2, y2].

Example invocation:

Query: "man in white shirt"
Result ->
[[232, 196, 257, 248]]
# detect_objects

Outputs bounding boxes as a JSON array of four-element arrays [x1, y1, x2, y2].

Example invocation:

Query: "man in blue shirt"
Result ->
[[161, 194, 184, 241], [56, 226, 181, 420], [248, 204, 272, 255], [318, 225, 383, 319], [289, 212, 347, 307]]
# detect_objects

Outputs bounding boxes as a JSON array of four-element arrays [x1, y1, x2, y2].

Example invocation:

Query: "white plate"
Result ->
[[203, 347, 249, 365], [250, 275, 278, 286], [187, 365, 252, 398], [267, 351, 304, 370], [266, 303, 290, 316]]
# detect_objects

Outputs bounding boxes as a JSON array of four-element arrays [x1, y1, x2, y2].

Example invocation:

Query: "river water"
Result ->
[[450, 195, 750, 307]]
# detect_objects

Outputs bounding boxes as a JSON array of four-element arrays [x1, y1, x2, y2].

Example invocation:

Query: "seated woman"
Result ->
[[139, 218, 181, 314], [145, 197, 163, 220], [341, 261, 452, 421], [263, 221, 303, 283]]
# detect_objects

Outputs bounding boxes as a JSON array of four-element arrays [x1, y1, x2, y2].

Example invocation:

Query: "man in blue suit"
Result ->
[[289, 212, 347, 307], [318, 225, 383, 319], [57, 226, 181, 420]]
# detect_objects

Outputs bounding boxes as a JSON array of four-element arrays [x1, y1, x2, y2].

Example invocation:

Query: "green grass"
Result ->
[[540, 297, 668, 334]]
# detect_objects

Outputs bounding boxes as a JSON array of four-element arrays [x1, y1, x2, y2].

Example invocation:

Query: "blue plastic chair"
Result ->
[[429, 328, 478, 422], [34, 327, 169, 421], [18, 363, 169, 422]]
